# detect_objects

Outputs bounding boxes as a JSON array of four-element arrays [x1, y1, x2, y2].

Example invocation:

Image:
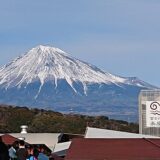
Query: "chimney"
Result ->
[[20, 125, 28, 134]]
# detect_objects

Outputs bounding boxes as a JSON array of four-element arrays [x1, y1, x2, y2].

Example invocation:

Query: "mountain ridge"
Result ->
[[0, 45, 156, 94], [0, 45, 158, 121]]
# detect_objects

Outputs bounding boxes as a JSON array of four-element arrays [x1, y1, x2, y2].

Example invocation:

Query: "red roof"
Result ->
[[0, 134, 19, 145], [65, 138, 160, 160]]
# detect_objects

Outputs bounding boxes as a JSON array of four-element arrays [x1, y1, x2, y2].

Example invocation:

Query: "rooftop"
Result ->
[[85, 127, 159, 138], [65, 138, 160, 160]]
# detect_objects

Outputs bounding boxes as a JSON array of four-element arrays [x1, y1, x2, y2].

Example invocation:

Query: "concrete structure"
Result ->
[[0, 133, 62, 151], [53, 141, 71, 156], [85, 127, 159, 138], [139, 90, 160, 137]]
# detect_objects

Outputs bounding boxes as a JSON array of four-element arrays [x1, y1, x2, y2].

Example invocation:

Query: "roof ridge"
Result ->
[[143, 138, 160, 149]]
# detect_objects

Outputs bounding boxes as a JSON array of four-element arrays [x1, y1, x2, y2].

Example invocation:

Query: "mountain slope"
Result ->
[[0, 45, 158, 121]]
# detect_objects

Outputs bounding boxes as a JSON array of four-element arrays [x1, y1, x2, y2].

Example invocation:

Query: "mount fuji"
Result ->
[[0, 45, 157, 121]]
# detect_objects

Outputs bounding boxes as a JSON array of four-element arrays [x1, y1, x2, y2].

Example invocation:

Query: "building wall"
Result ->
[[139, 90, 160, 136]]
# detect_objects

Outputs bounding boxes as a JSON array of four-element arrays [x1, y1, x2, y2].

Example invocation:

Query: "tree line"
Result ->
[[0, 104, 138, 134]]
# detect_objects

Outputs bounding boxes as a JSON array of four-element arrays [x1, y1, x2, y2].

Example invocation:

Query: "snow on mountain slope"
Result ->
[[0, 45, 158, 121], [0, 45, 155, 97]]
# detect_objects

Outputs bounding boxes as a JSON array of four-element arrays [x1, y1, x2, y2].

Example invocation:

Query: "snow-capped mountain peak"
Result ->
[[0, 45, 158, 121], [0, 45, 155, 97]]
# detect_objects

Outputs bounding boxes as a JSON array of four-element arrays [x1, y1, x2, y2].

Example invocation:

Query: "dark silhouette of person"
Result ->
[[16, 140, 28, 160], [0, 136, 10, 160]]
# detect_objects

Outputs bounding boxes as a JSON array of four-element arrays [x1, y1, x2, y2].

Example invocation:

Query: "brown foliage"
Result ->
[[0, 104, 138, 134]]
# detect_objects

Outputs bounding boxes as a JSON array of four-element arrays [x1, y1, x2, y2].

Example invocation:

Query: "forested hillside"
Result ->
[[0, 104, 138, 134]]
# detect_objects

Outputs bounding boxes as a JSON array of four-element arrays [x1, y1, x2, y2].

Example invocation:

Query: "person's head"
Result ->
[[27, 145, 34, 155], [8, 144, 11, 149], [33, 148, 39, 158], [19, 140, 25, 146], [38, 145, 45, 153], [13, 141, 19, 149]]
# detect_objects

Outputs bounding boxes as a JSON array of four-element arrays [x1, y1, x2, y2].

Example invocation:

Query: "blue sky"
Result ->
[[0, 0, 160, 86]]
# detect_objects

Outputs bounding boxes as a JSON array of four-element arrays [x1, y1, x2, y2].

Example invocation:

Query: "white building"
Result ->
[[139, 90, 160, 136]]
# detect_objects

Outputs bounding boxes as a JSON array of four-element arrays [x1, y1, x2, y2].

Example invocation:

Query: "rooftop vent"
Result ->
[[20, 125, 28, 134]]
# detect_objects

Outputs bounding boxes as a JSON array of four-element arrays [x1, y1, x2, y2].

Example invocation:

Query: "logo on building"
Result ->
[[146, 101, 160, 127]]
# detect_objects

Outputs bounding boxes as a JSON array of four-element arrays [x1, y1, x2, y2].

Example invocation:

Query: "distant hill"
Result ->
[[0, 104, 138, 134], [0, 45, 158, 122]]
